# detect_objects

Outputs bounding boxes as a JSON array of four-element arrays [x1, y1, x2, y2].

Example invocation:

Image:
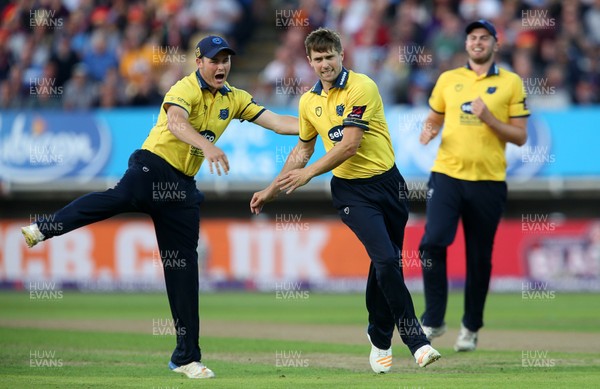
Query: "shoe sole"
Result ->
[[418, 350, 442, 367], [21, 228, 36, 248], [169, 361, 215, 379]]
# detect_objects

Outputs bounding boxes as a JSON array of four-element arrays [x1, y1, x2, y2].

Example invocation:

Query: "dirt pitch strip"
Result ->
[[1, 318, 597, 354]]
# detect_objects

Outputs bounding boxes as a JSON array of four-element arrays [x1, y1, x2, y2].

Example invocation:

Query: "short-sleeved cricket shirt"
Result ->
[[142, 70, 265, 176], [428, 63, 530, 181], [298, 68, 394, 179]]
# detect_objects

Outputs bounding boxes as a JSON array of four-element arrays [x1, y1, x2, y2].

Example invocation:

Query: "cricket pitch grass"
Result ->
[[0, 291, 598, 388]]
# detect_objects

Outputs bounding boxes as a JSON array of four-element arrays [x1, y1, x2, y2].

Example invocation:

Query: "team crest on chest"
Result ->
[[455, 84, 463, 92], [219, 108, 229, 120], [486, 86, 497, 94], [336, 103, 345, 116], [315, 106, 322, 117]]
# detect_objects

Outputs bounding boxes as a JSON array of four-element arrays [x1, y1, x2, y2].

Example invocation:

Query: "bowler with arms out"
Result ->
[[250, 27, 441, 373]]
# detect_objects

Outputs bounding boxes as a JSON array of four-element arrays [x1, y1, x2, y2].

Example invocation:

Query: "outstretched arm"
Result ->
[[277, 126, 363, 194], [250, 137, 315, 214], [166, 105, 230, 175], [253, 110, 299, 135]]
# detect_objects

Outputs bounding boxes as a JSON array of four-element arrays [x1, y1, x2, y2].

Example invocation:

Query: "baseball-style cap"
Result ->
[[465, 19, 497, 40], [195, 35, 236, 59]]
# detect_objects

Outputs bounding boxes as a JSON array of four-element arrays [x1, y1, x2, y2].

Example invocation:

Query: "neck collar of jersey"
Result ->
[[196, 70, 231, 95], [465, 62, 499, 77], [311, 67, 349, 94]]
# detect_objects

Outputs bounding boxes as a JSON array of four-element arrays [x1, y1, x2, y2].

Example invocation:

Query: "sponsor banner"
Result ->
[[1, 107, 599, 187], [0, 111, 112, 183], [1, 218, 598, 291]]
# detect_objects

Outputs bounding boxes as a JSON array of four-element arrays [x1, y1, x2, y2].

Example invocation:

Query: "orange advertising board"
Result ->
[[1, 218, 599, 290]]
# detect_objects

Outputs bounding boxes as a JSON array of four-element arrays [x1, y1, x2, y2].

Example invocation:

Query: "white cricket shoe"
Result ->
[[21, 224, 45, 248], [421, 324, 447, 341], [414, 344, 441, 367], [454, 324, 478, 352], [169, 361, 215, 379], [367, 334, 392, 373]]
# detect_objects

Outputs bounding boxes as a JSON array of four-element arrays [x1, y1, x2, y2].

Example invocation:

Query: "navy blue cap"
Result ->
[[195, 36, 236, 59], [465, 19, 497, 40]]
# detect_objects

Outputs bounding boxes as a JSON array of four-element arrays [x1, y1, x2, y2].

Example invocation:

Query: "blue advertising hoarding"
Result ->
[[0, 107, 598, 189]]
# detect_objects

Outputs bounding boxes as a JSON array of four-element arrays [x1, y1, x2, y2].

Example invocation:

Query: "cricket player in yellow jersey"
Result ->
[[250, 28, 441, 373], [418, 20, 530, 352], [21, 35, 298, 379]]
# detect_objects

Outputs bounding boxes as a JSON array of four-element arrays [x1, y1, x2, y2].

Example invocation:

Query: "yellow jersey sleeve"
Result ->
[[342, 77, 379, 131], [299, 94, 318, 142], [163, 77, 196, 114], [509, 75, 530, 118], [428, 71, 449, 114], [232, 88, 266, 121]]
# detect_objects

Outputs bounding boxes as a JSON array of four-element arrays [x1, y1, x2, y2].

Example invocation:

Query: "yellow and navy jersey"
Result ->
[[298, 68, 394, 179], [429, 63, 530, 181], [142, 70, 265, 176]]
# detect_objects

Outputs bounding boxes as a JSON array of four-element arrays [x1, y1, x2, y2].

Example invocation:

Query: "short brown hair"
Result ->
[[304, 28, 343, 58]]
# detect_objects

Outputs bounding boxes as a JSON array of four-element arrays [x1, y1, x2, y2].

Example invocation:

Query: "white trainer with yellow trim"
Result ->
[[414, 344, 442, 367], [21, 224, 45, 248], [367, 334, 392, 373], [169, 361, 215, 379], [454, 324, 478, 352], [421, 324, 447, 341]]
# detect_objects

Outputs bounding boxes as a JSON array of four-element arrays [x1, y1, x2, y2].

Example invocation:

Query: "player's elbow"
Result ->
[[166, 114, 184, 135], [514, 132, 527, 147], [340, 142, 360, 159]]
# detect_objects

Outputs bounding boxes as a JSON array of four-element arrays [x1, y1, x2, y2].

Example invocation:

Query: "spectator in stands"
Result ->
[[119, 24, 155, 92], [190, 0, 241, 38], [128, 69, 164, 106], [83, 30, 119, 82], [26, 60, 62, 109], [574, 77, 598, 105], [48, 36, 79, 88], [0, 65, 26, 108], [63, 63, 97, 110], [351, 6, 389, 78], [429, 13, 463, 64], [257, 44, 313, 107], [584, 0, 600, 45], [528, 63, 571, 109], [94, 67, 126, 109]]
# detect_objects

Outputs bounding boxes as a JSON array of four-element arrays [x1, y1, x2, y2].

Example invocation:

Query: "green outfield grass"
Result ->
[[0, 291, 599, 388]]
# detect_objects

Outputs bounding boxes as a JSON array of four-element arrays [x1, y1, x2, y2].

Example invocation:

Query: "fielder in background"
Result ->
[[250, 27, 441, 373], [418, 19, 530, 351], [21, 35, 299, 379]]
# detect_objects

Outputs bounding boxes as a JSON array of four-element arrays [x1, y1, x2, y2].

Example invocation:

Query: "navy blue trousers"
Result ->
[[37, 149, 204, 366], [331, 165, 429, 354], [419, 172, 507, 332]]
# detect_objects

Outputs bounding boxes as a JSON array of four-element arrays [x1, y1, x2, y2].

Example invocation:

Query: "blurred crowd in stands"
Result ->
[[256, 0, 600, 108], [1, 0, 598, 110], [0, 0, 254, 109]]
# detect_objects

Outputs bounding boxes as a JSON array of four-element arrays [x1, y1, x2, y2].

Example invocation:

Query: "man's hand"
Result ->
[[419, 124, 440, 145], [471, 97, 492, 123], [250, 186, 278, 215], [276, 168, 312, 195], [202, 143, 229, 175], [419, 110, 444, 145]]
